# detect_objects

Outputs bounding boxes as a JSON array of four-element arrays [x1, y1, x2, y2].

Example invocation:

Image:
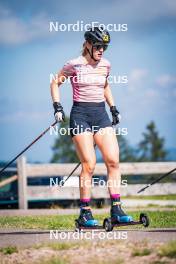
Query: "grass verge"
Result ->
[[158, 240, 176, 258], [0, 210, 175, 229], [122, 194, 176, 200], [0, 246, 18, 255]]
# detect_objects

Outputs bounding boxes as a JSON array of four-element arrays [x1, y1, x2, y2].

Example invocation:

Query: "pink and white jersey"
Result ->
[[62, 56, 111, 102]]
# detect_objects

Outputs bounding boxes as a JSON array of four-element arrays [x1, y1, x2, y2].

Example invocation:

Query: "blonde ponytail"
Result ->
[[82, 41, 88, 56]]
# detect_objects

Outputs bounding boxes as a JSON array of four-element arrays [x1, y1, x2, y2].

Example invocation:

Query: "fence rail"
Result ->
[[0, 156, 176, 209], [26, 161, 176, 176]]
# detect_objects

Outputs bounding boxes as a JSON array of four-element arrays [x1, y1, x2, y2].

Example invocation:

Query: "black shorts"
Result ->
[[69, 101, 112, 138]]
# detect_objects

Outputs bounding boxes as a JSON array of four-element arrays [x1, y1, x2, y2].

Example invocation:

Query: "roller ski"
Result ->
[[75, 208, 103, 231], [103, 201, 149, 232]]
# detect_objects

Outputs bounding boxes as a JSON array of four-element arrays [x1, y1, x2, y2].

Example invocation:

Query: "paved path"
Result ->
[[0, 206, 175, 217], [0, 207, 175, 248], [0, 228, 176, 247]]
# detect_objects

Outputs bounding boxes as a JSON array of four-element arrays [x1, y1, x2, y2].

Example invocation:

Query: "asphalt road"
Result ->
[[0, 228, 176, 247]]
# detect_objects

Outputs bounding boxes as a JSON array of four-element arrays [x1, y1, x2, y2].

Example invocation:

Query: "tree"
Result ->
[[50, 117, 79, 163], [117, 135, 137, 162], [137, 121, 167, 161]]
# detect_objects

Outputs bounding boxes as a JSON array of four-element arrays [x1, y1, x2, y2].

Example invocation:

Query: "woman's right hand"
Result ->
[[53, 102, 65, 122]]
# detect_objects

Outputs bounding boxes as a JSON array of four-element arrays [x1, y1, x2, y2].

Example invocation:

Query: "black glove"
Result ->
[[53, 102, 65, 122], [110, 106, 121, 125]]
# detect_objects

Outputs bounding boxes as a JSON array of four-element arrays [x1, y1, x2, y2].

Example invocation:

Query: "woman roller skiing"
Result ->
[[50, 27, 133, 227]]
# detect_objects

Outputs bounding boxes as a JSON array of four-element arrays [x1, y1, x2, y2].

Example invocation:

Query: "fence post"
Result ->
[[17, 156, 27, 209]]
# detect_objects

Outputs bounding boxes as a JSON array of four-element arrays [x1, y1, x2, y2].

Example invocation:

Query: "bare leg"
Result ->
[[72, 131, 96, 208], [94, 127, 120, 195], [94, 127, 133, 222]]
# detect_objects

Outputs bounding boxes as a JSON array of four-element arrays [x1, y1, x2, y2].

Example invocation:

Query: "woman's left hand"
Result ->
[[110, 106, 121, 125]]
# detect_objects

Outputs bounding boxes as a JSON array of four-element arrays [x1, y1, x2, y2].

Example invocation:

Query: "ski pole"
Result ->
[[0, 121, 57, 175], [60, 161, 81, 186], [137, 167, 176, 193], [60, 143, 97, 186]]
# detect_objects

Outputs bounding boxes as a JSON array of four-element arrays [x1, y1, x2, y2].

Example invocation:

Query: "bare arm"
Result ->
[[104, 80, 115, 107], [104, 81, 121, 125], [50, 70, 67, 103], [50, 70, 67, 122]]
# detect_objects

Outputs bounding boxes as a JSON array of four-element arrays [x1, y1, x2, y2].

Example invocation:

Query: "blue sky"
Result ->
[[0, 0, 176, 163]]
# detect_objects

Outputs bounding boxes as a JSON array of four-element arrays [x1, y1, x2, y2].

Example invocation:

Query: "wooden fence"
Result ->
[[0, 156, 176, 209]]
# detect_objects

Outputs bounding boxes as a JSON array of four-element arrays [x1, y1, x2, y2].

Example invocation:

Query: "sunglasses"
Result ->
[[92, 43, 108, 51]]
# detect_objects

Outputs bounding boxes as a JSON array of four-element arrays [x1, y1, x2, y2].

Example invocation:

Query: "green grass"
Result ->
[[122, 194, 176, 200], [158, 240, 176, 259], [39, 256, 68, 264], [146, 204, 175, 208], [87, 258, 124, 264], [34, 241, 82, 251], [150, 261, 169, 264], [0, 210, 175, 229], [0, 246, 18, 255], [131, 247, 152, 256], [0, 215, 75, 230], [0, 240, 176, 263]]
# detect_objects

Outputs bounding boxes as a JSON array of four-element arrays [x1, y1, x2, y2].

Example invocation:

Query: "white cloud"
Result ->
[[85, 0, 176, 26], [129, 69, 148, 82], [156, 74, 176, 87], [133, 0, 176, 21], [145, 89, 159, 98], [123, 69, 172, 107], [128, 69, 148, 91], [1, 0, 176, 45], [0, 5, 50, 45]]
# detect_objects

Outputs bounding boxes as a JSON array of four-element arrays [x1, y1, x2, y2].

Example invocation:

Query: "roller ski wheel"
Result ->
[[103, 218, 113, 232], [140, 213, 150, 227], [75, 219, 81, 232], [103, 213, 150, 231]]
